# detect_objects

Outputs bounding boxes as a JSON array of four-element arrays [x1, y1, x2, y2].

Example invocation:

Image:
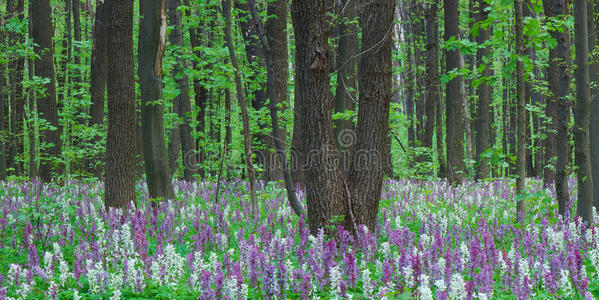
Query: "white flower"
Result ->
[[110, 289, 121, 300], [418, 275, 433, 300], [559, 269, 573, 296], [241, 284, 249, 299], [434, 279, 446, 292], [402, 266, 414, 288], [73, 290, 81, 300], [224, 277, 238, 298], [449, 273, 466, 300], [330, 265, 342, 297], [362, 268, 374, 297], [17, 283, 31, 298], [59, 260, 72, 286], [380, 242, 390, 257], [460, 242, 470, 267]]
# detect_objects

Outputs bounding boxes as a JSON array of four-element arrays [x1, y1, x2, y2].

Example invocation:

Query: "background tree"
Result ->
[[104, 0, 136, 209], [514, 0, 527, 221], [31, 0, 62, 181], [444, 0, 466, 185], [138, 0, 174, 200], [573, 0, 593, 223], [590, 0, 599, 211]]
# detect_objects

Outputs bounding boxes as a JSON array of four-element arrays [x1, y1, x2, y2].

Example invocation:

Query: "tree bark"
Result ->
[[444, 0, 466, 185], [183, 0, 207, 178], [6, 0, 26, 175], [543, 0, 558, 186], [475, 0, 491, 180], [423, 2, 438, 173], [223, 0, 258, 218], [248, 0, 306, 217], [0, 55, 6, 180], [514, 0, 527, 221], [348, 0, 394, 230], [138, 0, 174, 200], [31, 0, 62, 181], [104, 0, 136, 209], [167, 0, 194, 181], [552, 0, 572, 216], [334, 0, 357, 177], [589, 0, 599, 211], [90, 0, 107, 127], [573, 0, 593, 223], [292, 0, 346, 233]]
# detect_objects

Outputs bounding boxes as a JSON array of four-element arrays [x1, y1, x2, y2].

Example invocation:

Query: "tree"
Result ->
[[31, 0, 62, 181], [589, 0, 599, 211], [247, 0, 305, 217], [475, 0, 491, 180], [514, 0, 527, 221], [291, 0, 393, 234], [104, 0, 136, 209], [444, 0, 466, 185], [223, 0, 258, 218], [543, 0, 571, 215], [138, 0, 174, 200], [166, 0, 194, 181], [573, 0, 593, 223]]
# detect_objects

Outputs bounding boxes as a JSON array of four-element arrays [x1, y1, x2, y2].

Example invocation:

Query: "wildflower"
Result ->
[[417, 275, 433, 300], [449, 273, 466, 300]]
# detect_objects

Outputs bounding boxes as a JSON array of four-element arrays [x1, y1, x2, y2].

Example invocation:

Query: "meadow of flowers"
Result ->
[[0, 178, 598, 299]]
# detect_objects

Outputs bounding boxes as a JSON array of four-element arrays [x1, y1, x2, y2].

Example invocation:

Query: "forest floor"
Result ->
[[0, 178, 598, 299]]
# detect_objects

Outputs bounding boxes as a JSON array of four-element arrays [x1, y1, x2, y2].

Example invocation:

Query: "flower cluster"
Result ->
[[0, 178, 597, 299]]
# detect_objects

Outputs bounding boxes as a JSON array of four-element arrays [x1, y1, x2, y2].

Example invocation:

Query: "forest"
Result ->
[[1, 0, 599, 298]]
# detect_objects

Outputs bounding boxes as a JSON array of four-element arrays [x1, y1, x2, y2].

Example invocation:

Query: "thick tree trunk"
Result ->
[[514, 0, 527, 221], [444, 0, 466, 185], [27, 5, 38, 178], [348, 0, 394, 230], [573, 0, 593, 223], [475, 0, 491, 180], [31, 0, 62, 181], [292, 0, 346, 233], [104, 0, 136, 208], [138, 0, 174, 200], [167, 0, 194, 181], [223, 0, 258, 218], [589, 0, 599, 210]]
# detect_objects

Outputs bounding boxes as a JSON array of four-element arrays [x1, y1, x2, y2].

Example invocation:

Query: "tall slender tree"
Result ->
[[104, 0, 136, 209], [444, 0, 466, 185], [573, 0, 593, 223], [589, 0, 599, 211], [31, 0, 62, 181], [475, 0, 492, 180], [138, 0, 174, 200], [514, 0, 527, 221], [223, 0, 258, 218], [166, 0, 194, 181]]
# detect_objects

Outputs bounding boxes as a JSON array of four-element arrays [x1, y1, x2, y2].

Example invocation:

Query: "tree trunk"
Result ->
[[334, 0, 357, 177], [423, 1, 438, 173], [543, 1, 558, 186], [248, 0, 306, 217], [183, 0, 207, 178], [444, 0, 466, 185], [31, 0, 62, 181], [138, 0, 174, 200], [223, 0, 258, 218], [27, 4, 38, 178], [166, 0, 194, 181], [514, 0, 527, 221], [0, 58, 6, 180], [589, 0, 599, 210], [348, 0, 394, 230], [264, 0, 288, 181], [104, 0, 136, 208], [573, 0, 593, 223], [552, 0, 572, 216], [475, 0, 491, 180], [292, 0, 346, 233], [6, 0, 26, 175], [235, 0, 269, 181]]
